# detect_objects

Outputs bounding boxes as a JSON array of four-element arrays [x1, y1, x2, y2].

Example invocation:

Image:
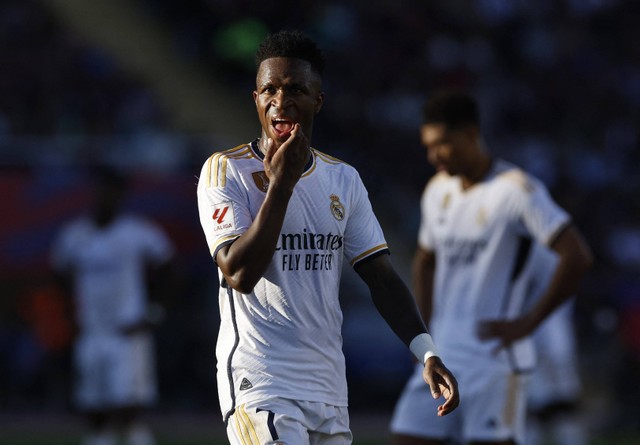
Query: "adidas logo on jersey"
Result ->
[[239, 378, 253, 390], [484, 417, 499, 429]]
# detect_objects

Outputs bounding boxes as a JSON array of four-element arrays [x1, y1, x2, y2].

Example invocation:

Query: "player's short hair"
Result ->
[[422, 91, 479, 129], [255, 30, 325, 75]]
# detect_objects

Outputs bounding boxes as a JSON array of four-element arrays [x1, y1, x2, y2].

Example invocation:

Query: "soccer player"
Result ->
[[196, 30, 459, 444], [389, 91, 593, 445], [51, 167, 175, 445]]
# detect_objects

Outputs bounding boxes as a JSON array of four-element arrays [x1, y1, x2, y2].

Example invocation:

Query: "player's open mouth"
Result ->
[[272, 118, 293, 137]]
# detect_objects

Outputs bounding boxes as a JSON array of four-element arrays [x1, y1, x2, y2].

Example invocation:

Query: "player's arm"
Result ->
[[216, 128, 309, 293], [412, 246, 436, 327], [216, 182, 291, 293], [356, 254, 459, 416], [479, 224, 593, 345], [525, 225, 593, 330]]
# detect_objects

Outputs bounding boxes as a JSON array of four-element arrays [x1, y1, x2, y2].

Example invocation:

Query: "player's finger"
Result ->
[[421, 368, 440, 398], [436, 381, 459, 415], [264, 138, 276, 161]]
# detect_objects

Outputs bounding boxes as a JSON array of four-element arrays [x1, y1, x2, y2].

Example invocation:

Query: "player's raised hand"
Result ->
[[422, 356, 459, 416], [264, 123, 310, 192]]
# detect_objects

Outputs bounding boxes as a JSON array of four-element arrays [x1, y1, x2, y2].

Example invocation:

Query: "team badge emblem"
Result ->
[[252, 171, 270, 192], [330, 194, 345, 221]]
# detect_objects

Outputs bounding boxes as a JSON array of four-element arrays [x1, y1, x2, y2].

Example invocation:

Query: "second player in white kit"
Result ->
[[390, 91, 592, 445]]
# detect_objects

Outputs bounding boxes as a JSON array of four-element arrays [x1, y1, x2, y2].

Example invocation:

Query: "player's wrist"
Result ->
[[409, 333, 439, 365]]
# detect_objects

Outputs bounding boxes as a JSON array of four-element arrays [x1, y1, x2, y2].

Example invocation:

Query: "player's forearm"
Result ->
[[412, 249, 435, 327], [217, 185, 293, 293], [371, 274, 429, 346], [530, 226, 593, 328], [358, 256, 429, 346]]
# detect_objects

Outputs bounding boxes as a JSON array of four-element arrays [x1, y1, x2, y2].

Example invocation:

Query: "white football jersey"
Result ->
[[418, 158, 569, 372], [51, 215, 174, 334], [197, 140, 389, 421]]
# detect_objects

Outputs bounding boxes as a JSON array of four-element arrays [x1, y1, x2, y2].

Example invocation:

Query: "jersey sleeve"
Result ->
[[344, 171, 389, 268], [197, 153, 253, 262], [513, 173, 570, 246], [50, 224, 75, 272], [138, 220, 174, 265]]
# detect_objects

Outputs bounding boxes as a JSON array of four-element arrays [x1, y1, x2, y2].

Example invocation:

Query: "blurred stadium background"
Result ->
[[0, 0, 639, 443]]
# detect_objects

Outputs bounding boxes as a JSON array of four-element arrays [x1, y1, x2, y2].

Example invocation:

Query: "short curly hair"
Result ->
[[422, 91, 480, 129], [255, 30, 325, 75]]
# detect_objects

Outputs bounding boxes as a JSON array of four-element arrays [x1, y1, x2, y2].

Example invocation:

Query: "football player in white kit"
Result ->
[[197, 30, 459, 444], [389, 91, 593, 445], [51, 168, 174, 445]]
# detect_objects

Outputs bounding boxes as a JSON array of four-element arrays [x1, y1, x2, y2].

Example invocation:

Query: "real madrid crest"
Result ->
[[330, 194, 345, 221], [251, 171, 270, 192]]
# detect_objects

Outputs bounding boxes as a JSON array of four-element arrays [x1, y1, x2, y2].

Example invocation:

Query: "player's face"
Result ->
[[253, 57, 323, 147], [421, 123, 477, 176]]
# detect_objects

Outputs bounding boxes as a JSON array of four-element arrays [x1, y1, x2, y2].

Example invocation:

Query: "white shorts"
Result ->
[[227, 398, 352, 445], [528, 302, 581, 410], [74, 332, 157, 410], [391, 364, 528, 444]]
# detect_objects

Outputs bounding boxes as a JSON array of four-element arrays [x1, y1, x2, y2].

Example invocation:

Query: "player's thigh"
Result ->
[[227, 399, 352, 445], [73, 335, 106, 408], [109, 334, 156, 406], [390, 364, 459, 442], [463, 371, 527, 444]]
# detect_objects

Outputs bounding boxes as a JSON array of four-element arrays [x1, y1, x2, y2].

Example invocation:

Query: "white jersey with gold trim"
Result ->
[[418, 158, 569, 372], [51, 215, 174, 334], [197, 140, 389, 421]]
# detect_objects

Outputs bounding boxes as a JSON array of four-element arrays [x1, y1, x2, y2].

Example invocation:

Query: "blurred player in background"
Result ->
[[390, 91, 593, 445], [51, 166, 175, 445], [197, 30, 458, 444]]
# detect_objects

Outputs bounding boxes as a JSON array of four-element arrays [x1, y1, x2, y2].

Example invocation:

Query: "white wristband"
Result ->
[[409, 333, 439, 364]]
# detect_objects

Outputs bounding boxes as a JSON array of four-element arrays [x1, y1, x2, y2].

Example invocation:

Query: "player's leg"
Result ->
[[110, 334, 157, 445], [80, 410, 117, 445], [389, 364, 455, 445], [75, 336, 118, 445]]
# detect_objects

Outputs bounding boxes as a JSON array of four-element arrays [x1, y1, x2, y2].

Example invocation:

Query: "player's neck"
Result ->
[[460, 154, 492, 190]]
